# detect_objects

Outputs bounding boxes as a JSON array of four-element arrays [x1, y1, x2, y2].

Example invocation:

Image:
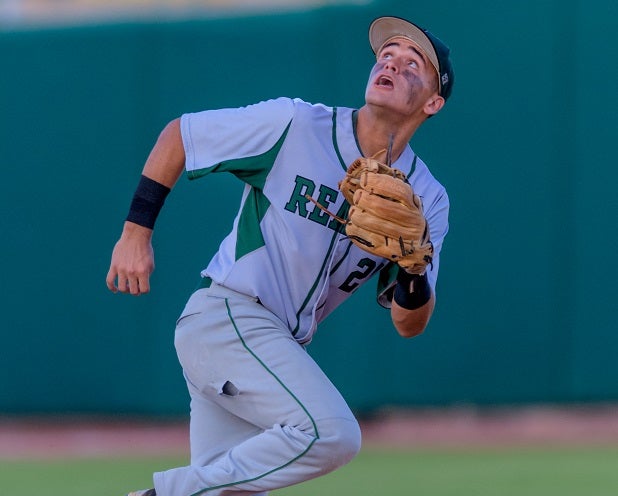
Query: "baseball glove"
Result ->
[[338, 155, 433, 274]]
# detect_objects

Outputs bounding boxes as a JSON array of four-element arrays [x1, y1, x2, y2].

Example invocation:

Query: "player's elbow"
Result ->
[[395, 320, 427, 338]]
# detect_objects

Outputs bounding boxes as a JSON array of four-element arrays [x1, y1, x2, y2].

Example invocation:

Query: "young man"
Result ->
[[107, 15, 454, 496]]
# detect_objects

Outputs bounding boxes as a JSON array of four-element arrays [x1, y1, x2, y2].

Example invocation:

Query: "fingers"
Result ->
[[106, 266, 151, 296], [132, 273, 150, 295], [105, 267, 119, 293], [106, 232, 155, 296]]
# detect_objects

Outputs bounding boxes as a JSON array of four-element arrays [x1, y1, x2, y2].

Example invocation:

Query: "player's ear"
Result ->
[[424, 94, 445, 117]]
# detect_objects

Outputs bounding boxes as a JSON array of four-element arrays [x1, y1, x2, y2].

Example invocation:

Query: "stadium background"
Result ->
[[1, 0, 617, 426]]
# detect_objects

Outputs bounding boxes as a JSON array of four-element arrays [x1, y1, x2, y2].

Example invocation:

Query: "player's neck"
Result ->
[[356, 106, 420, 161]]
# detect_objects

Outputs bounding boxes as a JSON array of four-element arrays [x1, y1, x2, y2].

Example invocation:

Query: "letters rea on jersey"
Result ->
[[284, 175, 346, 232], [284, 174, 385, 295]]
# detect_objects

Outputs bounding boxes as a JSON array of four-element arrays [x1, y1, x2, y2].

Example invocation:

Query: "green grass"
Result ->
[[2, 446, 618, 496]]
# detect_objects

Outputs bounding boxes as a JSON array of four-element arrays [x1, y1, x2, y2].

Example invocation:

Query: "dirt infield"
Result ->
[[2, 405, 618, 459]]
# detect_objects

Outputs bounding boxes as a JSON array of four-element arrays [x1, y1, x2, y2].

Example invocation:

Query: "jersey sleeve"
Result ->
[[180, 97, 295, 185]]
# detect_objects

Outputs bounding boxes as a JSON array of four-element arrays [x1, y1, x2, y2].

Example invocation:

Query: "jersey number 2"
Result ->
[[339, 258, 384, 293]]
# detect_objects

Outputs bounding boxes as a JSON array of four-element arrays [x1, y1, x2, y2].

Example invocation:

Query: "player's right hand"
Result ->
[[106, 222, 155, 296]]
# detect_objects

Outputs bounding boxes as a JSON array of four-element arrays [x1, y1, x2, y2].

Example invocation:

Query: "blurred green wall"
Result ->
[[1, 0, 617, 415]]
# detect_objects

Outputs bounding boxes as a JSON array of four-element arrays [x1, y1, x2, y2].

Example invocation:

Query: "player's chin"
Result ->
[[368, 83, 406, 102], [367, 84, 393, 99], [367, 95, 409, 117]]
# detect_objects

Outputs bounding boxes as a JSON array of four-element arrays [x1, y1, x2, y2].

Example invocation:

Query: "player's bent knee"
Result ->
[[312, 417, 362, 473]]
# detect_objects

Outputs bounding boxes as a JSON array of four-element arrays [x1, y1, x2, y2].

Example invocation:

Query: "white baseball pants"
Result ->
[[153, 283, 361, 496]]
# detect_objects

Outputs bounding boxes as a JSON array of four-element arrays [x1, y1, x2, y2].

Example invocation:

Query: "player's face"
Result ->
[[365, 37, 440, 118]]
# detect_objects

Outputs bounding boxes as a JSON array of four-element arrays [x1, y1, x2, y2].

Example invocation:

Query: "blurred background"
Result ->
[[1, 0, 617, 425]]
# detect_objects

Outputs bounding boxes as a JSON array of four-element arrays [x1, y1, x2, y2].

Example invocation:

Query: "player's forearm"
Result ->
[[123, 118, 185, 231], [391, 293, 435, 338]]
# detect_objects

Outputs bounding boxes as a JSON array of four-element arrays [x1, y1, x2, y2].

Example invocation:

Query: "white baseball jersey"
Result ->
[[180, 97, 449, 345]]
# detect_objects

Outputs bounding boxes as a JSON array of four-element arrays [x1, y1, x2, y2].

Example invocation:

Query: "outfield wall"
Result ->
[[1, 0, 617, 414]]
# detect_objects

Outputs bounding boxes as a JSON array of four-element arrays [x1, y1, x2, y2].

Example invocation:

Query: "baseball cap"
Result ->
[[369, 16, 454, 101]]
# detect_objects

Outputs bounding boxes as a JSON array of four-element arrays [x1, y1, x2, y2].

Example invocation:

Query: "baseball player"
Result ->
[[106, 15, 454, 496]]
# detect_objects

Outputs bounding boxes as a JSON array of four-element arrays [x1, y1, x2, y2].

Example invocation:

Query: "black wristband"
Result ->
[[126, 175, 171, 229], [393, 269, 432, 310]]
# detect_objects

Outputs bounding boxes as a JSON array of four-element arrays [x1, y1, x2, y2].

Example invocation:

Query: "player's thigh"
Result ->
[[218, 293, 355, 430], [175, 289, 353, 432]]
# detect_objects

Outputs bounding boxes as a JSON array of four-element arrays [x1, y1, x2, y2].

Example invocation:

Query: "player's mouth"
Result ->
[[375, 75, 394, 89]]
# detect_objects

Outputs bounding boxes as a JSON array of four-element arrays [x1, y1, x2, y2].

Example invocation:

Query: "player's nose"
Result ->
[[384, 59, 400, 73]]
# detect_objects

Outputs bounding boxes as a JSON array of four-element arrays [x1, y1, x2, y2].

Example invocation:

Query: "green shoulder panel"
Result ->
[[187, 124, 291, 260], [187, 122, 291, 189]]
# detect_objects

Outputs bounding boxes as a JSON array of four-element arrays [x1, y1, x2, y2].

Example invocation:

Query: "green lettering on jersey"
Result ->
[[284, 176, 316, 217], [328, 201, 349, 233], [308, 185, 339, 226], [285, 175, 348, 232]]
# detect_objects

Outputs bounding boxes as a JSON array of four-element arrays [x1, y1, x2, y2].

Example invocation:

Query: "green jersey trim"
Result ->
[[290, 108, 349, 335], [329, 239, 353, 275], [407, 154, 417, 179], [187, 124, 291, 261], [292, 226, 342, 337], [236, 188, 271, 261], [186, 122, 291, 189], [351, 109, 363, 158], [332, 107, 348, 171], [189, 298, 320, 496]]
